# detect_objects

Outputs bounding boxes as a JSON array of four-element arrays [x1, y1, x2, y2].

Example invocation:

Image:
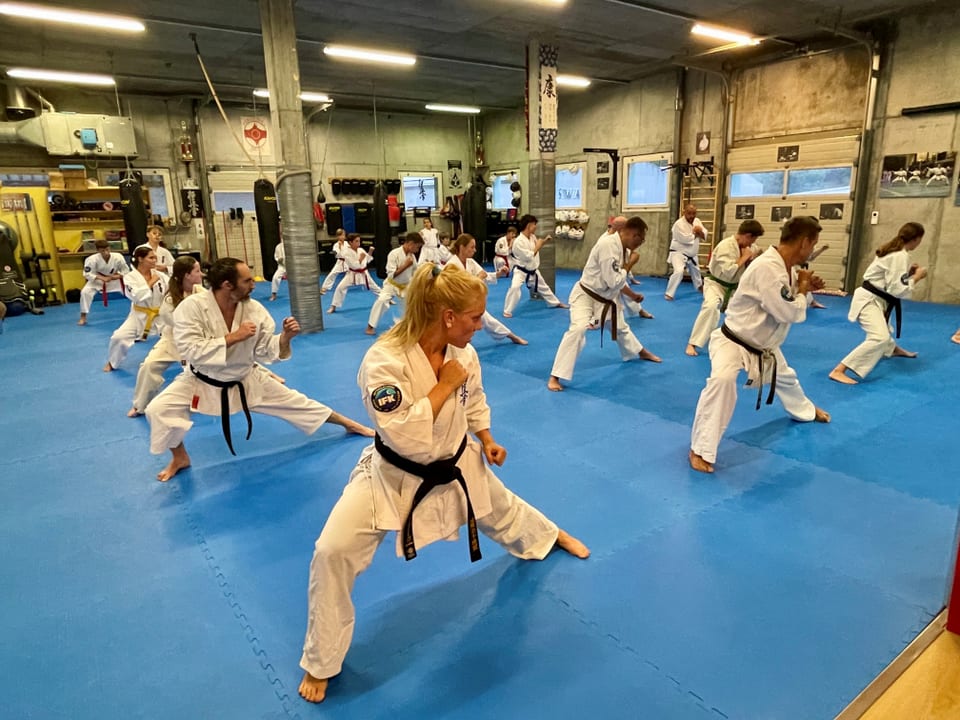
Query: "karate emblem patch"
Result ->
[[371, 385, 403, 412], [780, 284, 795, 301], [612, 258, 620, 273]]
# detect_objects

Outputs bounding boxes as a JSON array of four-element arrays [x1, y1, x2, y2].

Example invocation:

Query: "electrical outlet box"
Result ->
[[870, 211, 879, 225]]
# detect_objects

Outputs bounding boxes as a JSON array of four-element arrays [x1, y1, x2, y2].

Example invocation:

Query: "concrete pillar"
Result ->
[[259, 0, 323, 331], [526, 40, 558, 288]]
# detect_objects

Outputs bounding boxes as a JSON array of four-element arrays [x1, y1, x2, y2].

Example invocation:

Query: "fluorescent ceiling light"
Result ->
[[0, 2, 144, 32], [691, 23, 760, 46], [6, 68, 115, 86], [557, 74, 591, 88], [425, 104, 481, 114], [253, 89, 332, 103], [323, 45, 416, 67]]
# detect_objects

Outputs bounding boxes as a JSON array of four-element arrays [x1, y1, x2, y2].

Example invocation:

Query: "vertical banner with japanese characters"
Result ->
[[538, 45, 558, 153]]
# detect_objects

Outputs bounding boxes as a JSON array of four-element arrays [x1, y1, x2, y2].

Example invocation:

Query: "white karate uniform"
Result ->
[[550, 231, 645, 382], [299, 340, 559, 680], [106, 269, 167, 369], [271, 243, 286, 296], [447, 255, 515, 341], [688, 235, 749, 349], [330, 246, 381, 309], [502, 231, 563, 315], [418, 226, 440, 264], [839, 249, 917, 379], [594, 230, 647, 319], [135, 243, 175, 277], [80, 252, 129, 314], [493, 235, 512, 276], [367, 246, 418, 331], [321, 239, 349, 292], [666, 216, 707, 298], [146, 291, 333, 454], [690, 246, 816, 464]]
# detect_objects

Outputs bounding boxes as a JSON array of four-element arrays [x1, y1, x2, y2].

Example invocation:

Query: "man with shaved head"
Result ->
[[665, 204, 707, 300]]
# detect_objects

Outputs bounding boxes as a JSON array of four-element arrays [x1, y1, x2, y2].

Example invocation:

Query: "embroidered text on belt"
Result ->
[[190, 365, 253, 456], [862, 280, 902, 338], [579, 282, 617, 347], [134, 305, 161, 340], [374, 433, 481, 563], [705, 274, 739, 311], [721, 323, 776, 410]]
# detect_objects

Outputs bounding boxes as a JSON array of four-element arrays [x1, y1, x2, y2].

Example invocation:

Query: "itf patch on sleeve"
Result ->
[[371, 385, 403, 412]]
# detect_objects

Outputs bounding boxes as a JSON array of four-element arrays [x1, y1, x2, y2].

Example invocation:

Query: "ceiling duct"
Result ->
[[4, 84, 36, 121], [0, 112, 138, 157]]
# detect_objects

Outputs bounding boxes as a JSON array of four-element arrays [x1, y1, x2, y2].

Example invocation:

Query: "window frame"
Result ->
[[785, 165, 854, 197], [555, 161, 587, 209], [490, 169, 519, 211], [621, 152, 673, 210], [398, 170, 443, 210], [728, 169, 787, 199]]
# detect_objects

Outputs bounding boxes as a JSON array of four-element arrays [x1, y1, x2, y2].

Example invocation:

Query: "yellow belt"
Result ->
[[387, 278, 408, 292], [134, 305, 161, 339]]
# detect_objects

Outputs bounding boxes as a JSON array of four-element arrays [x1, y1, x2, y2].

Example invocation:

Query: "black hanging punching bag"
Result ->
[[254, 179, 281, 280], [372, 181, 390, 279], [119, 178, 148, 255]]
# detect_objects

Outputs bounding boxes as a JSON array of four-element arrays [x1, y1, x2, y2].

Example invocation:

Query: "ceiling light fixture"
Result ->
[[254, 89, 332, 103], [0, 2, 145, 32], [425, 104, 481, 114], [323, 45, 416, 67], [6, 67, 116, 86], [691, 23, 760, 46], [557, 74, 592, 88]]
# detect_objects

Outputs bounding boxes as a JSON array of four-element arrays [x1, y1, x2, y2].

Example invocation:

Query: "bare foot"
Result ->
[[77, 317, 87, 326], [639, 348, 662, 363], [639, 309, 655, 319], [952, 332, 960, 345], [326, 306, 336, 314], [157, 446, 191, 482], [365, 326, 376, 336], [547, 376, 564, 392], [502, 312, 513, 319], [814, 407, 831, 423], [103, 363, 115, 372], [892, 346, 917, 358], [269, 294, 277, 302], [556, 529, 590, 558], [685, 344, 698, 357], [664, 294, 674, 301], [329, 412, 375, 437], [828, 367, 857, 384], [689, 450, 714, 473], [127, 407, 142, 417], [508, 333, 528, 345], [810, 299, 826, 309], [555, 303, 569, 310], [299, 672, 329, 703]]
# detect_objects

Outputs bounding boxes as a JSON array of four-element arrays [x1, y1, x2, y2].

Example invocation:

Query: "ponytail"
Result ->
[[876, 222, 924, 257]]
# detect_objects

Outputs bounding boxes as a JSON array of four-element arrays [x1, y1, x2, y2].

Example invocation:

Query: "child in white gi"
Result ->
[[78, 239, 129, 326], [418, 217, 440, 264], [103, 246, 166, 372], [135, 225, 174, 277], [493, 226, 517, 278], [327, 234, 381, 313], [502, 214, 567, 317], [365, 232, 423, 335], [320, 229, 348, 294], [269, 242, 285, 301]]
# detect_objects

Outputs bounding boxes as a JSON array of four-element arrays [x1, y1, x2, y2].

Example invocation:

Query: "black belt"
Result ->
[[514, 264, 539, 294], [374, 433, 481, 563], [190, 365, 253, 456], [670, 248, 698, 264], [579, 282, 616, 346], [721, 324, 776, 411], [862, 280, 902, 338]]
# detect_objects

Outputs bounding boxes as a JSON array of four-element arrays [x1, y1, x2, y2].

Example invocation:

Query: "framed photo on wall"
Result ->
[[735, 204, 755, 220]]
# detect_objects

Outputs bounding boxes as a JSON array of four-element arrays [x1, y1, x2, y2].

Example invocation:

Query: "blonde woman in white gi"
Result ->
[[320, 229, 348, 294], [665, 204, 707, 300], [829, 222, 927, 385], [365, 232, 423, 335], [297, 263, 589, 704], [689, 216, 831, 474], [493, 226, 517, 277], [327, 234, 381, 313], [448, 233, 526, 345], [135, 225, 174, 276], [269, 241, 285, 301], [146, 257, 373, 482], [78, 239, 129, 325], [103, 246, 166, 373], [548, 217, 661, 392], [502, 214, 567, 317], [418, 217, 440, 264], [685, 219, 764, 357]]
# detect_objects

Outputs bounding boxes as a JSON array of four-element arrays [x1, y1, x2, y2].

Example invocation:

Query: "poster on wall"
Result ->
[[597, 177, 610, 190], [538, 45, 559, 153], [447, 160, 463, 190], [735, 204, 755, 220], [596, 160, 609, 174], [777, 145, 800, 163], [819, 203, 844, 220], [697, 132, 711, 155], [879, 151, 955, 198], [771, 206, 792, 222], [241, 117, 273, 157]]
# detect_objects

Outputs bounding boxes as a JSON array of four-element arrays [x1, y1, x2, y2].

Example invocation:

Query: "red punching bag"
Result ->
[[387, 194, 401, 228]]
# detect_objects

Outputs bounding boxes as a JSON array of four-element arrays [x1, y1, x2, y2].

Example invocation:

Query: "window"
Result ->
[[555, 163, 585, 209], [729, 170, 785, 198], [491, 171, 519, 210], [399, 171, 442, 210], [211, 191, 257, 213], [623, 154, 671, 208], [786, 166, 853, 196]]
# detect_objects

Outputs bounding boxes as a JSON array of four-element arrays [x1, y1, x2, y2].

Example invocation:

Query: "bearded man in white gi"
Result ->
[[78, 239, 129, 326], [365, 232, 423, 335], [665, 203, 707, 300], [548, 217, 661, 392], [146, 257, 373, 482], [685, 219, 764, 356], [689, 216, 831, 474], [502, 214, 567, 317]]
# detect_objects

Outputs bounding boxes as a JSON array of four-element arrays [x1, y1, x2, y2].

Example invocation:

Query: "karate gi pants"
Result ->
[[840, 302, 896, 379], [330, 271, 381, 309], [665, 251, 703, 298], [270, 266, 286, 296], [480, 311, 514, 341], [688, 278, 729, 349], [106, 309, 156, 369], [367, 282, 405, 331], [299, 465, 559, 680], [131, 337, 180, 413], [690, 329, 815, 464], [321, 260, 349, 292], [80, 279, 124, 314], [503, 267, 562, 316]]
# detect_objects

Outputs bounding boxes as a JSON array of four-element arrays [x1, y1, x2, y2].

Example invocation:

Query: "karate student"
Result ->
[[685, 220, 764, 356], [493, 226, 517, 277], [689, 216, 831, 474], [448, 233, 526, 345], [297, 263, 589, 704], [502, 214, 567, 317], [665, 203, 707, 300], [829, 222, 927, 385], [103, 246, 166, 372], [327, 234, 381, 313], [269, 242, 285, 301], [418, 217, 440, 264], [320, 229, 348, 295], [78, 239, 129, 326], [136, 225, 175, 276], [365, 232, 423, 335], [145, 257, 373, 482], [595, 217, 653, 321], [548, 216, 661, 392]]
